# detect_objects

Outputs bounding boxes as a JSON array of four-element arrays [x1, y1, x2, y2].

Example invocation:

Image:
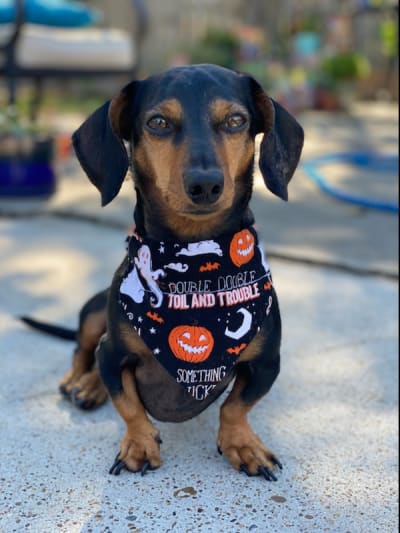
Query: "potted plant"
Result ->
[[314, 51, 371, 110], [0, 107, 56, 197], [188, 29, 240, 70]]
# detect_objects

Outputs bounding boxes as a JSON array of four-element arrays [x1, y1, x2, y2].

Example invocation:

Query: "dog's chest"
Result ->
[[119, 227, 274, 403]]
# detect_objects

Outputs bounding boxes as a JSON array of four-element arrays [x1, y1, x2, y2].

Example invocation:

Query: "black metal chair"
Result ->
[[0, 0, 148, 119]]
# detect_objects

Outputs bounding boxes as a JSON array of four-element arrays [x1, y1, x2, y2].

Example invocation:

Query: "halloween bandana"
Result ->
[[119, 226, 274, 401]]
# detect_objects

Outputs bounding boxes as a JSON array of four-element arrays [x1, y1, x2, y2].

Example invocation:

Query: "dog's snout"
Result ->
[[185, 169, 224, 205]]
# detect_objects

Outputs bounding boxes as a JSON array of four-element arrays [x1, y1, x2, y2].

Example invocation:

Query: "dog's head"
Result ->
[[73, 64, 303, 236]]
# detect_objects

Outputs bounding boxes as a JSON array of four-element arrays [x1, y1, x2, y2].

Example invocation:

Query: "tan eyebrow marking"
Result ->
[[209, 99, 249, 123], [146, 98, 183, 121]]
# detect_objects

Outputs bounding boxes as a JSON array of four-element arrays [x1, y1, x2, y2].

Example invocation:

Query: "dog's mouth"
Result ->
[[182, 207, 219, 216], [179, 201, 223, 217]]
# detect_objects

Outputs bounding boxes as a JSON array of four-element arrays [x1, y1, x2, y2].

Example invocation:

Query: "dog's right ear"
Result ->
[[247, 77, 304, 201], [72, 81, 138, 206]]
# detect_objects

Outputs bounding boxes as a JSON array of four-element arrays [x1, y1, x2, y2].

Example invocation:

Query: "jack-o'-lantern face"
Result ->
[[229, 229, 255, 267], [168, 325, 214, 363]]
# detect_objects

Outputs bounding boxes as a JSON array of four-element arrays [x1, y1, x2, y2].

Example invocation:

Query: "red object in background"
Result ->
[[56, 133, 72, 160]]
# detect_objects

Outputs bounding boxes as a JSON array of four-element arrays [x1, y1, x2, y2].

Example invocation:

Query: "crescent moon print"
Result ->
[[224, 308, 253, 340], [266, 295, 273, 316], [257, 244, 271, 275]]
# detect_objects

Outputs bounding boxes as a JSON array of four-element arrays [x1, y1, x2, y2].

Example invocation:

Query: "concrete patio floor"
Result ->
[[0, 101, 398, 532]]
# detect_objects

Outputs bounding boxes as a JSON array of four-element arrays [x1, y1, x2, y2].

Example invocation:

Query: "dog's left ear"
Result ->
[[249, 78, 304, 201], [72, 81, 138, 206]]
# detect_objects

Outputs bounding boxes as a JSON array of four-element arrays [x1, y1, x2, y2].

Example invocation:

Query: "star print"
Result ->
[[149, 327, 156, 334], [159, 244, 165, 254], [138, 316, 143, 323], [154, 348, 160, 355]]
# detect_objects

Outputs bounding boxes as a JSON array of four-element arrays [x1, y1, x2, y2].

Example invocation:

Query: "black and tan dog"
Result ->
[[23, 64, 303, 480]]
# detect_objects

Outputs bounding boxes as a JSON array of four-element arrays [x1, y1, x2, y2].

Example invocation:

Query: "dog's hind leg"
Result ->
[[59, 290, 108, 410]]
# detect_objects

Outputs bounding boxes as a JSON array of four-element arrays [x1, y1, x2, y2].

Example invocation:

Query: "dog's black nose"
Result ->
[[185, 169, 224, 205]]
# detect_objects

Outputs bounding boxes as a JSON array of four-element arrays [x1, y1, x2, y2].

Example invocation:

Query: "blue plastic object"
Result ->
[[0, 160, 56, 197], [0, 0, 101, 27], [302, 152, 398, 213]]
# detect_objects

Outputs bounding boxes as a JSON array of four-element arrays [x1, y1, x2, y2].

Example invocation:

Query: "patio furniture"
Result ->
[[0, 0, 148, 119]]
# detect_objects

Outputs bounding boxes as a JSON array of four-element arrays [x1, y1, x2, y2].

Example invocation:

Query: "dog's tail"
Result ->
[[20, 316, 77, 341]]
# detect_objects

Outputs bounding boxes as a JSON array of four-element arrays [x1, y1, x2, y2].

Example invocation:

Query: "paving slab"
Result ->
[[0, 217, 398, 533]]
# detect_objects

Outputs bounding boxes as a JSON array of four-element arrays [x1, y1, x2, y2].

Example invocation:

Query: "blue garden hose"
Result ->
[[302, 152, 398, 213]]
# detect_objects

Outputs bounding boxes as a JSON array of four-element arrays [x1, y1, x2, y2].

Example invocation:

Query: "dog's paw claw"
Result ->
[[109, 457, 127, 476], [271, 456, 283, 470], [141, 460, 151, 476], [109, 453, 159, 476], [239, 463, 252, 477], [59, 384, 69, 397], [239, 463, 279, 481], [258, 465, 277, 482]]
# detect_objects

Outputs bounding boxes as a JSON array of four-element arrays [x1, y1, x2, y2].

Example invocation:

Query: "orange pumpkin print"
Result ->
[[168, 325, 214, 363], [229, 229, 255, 267]]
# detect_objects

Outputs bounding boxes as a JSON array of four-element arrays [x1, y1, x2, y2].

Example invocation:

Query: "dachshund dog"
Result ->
[[24, 64, 304, 480]]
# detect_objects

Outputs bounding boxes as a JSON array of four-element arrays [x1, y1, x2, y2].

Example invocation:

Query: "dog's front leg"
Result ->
[[97, 337, 162, 476], [217, 316, 282, 481]]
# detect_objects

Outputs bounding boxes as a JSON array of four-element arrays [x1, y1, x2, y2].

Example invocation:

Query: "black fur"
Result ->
[[23, 65, 304, 478]]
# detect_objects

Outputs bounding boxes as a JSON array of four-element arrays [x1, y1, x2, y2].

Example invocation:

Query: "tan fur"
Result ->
[[119, 322, 153, 358], [133, 98, 256, 241], [59, 309, 107, 406], [217, 375, 277, 475], [109, 88, 131, 137], [210, 99, 255, 186], [238, 332, 266, 363], [154, 209, 233, 241], [65, 68, 295, 476], [69, 368, 108, 407], [152, 98, 183, 120], [112, 368, 162, 470], [78, 309, 106, 352], [136, 136, 189, 203]]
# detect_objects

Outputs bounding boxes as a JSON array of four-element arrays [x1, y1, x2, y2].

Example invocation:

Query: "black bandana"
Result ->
[[119, 226, 274, 401]]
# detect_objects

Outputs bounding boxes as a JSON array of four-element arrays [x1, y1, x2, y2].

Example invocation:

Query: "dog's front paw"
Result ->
[[217, 422, 282, 481], [59, 368, 108, 410], [109, 426, 162, 476]]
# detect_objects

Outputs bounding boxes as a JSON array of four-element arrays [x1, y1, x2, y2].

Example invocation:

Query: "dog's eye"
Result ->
[[223, 114, 247, 132], [146, 115, 171, 133]]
